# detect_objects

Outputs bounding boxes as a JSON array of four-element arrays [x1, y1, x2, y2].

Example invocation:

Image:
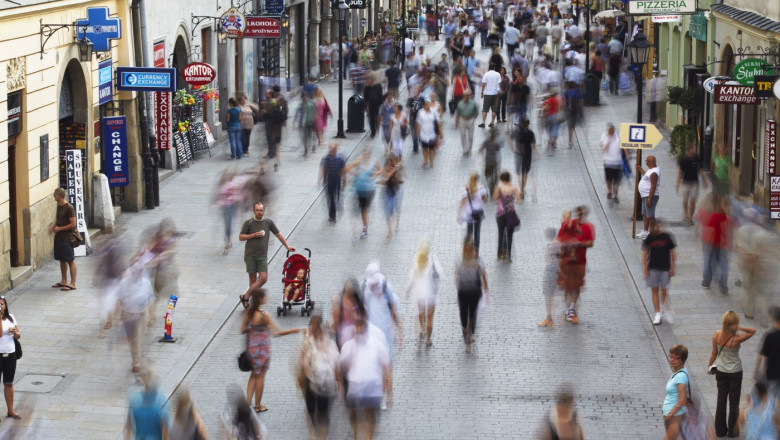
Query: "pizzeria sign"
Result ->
[[628, 0, 696, 15]]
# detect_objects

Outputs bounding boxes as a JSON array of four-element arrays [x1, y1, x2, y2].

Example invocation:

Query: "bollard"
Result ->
[[159, 294, 178, 343]]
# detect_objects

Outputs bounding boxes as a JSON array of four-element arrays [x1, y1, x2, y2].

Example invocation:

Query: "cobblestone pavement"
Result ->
[[180, 48, 671, 439]]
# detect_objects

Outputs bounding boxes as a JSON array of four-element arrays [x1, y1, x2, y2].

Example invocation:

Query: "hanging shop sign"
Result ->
[[102, 116, 129, 187], [156, 92, 171, 150], [714, 84, 759, 105], [755, 75, 779, 98], [244, 17, 282, 38], [116, 67, 177, 92], [628, 1, 696, 15], [771, 176, 780, 220], [153, 41, 166, 68], [689, 11, 707, 42], [76, 6, 122, 52], [98, 59, 113, 105], [182, 62, 217, 86], [651, 15, 681, 23], [7, 91, 21, 137], [775, 78, 780, 100], [65, 149, 88, 255], [733, 58, 774, 87], [220, 7, 247, 38], [768, 120, 777, 176], [265, 0, 284, 15], [348, 0, 367, 8]]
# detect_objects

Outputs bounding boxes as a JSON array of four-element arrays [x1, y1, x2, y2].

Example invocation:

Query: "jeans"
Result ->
[[715, 370, 743, 437], [496, 214, 515, 259], [326, 182, 341, 220], [609, 74, 620, 95], [241, 128, 252, 154], [457, 290, 481, 335], [703, 244, 729, 289], [368, 106, 380, 137], [459, 117, 475, 153], [466, 217, 482, 254], [498, 94, 507, 121], [222, 205, 237, 241], [506, 43, 518, 59], [228, 126, 242, 159], [265, 126, 278, 157]]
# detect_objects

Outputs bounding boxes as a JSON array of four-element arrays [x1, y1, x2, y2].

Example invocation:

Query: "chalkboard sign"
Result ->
[[173, 131, 191, 169], [189, 121, 211, 156], [40, 134, 49, 182]]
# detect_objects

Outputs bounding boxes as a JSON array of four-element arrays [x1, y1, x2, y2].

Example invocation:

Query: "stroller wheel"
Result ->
[[277, 307, 282, 317], [307, 309, 312, 317], [301, 307, 306, 317], [282, 308, 287, 316]]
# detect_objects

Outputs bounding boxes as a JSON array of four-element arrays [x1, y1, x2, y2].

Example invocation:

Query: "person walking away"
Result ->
[[226, 98, 243, 160], [125, 369, 169, 440], [663, 344, 690, 440], [479, 64, 501, 128], [379, 157, 404, 237], [635, 155, 660, 240], [49, 187, 77, 291], [0, 298, 21, 419], [451, 66, 469, 114], [538, 228, 562, 328], [493, 171, 522, 263], [385, 61, 402, 100], [464, 50, 480, 95], [642, 219, 676, 325], [550, 20, 563, 62], [215, 170, 243, 255], [387, 103, 408, 162], [455, 91, 479, 155], [696, 194, 732, 293], [378, 93, 395, 151], [756, 306, 780, 401], [406, 239, 442, 347], [297, 93, 317, 157], [737, 382, 779, 440], [599, 123, 623, 203], [607, 52, 621, 95], [455, 238, 489, 353], [319, 142, 346, 224], [508, 72, 531, 123], [567, 206, 594, 324], [736, 211, 772, 322], [345, 149, 381, 240], [564, 81, 582, 148], [511, 117, 538, 200], [118, 242, 156, 372], [459, 173, 488, 254], [711, 143, 732, 196], [362, 263, 402, 362], [478, 127, 502, 195], [298, 313, 339, 440], [542, 90, 563, 152], [313, 88, 333, 147], [239, 95, 259, 157], [497, 67, 510, 123], [241, 287, 304, 413], [415, 99, 442, 168], [229, 393, 268, 440], [708, 310, 755, 438], [238, 203, 296, 308], [504, 22, 522, 59], [539, 385, 586, 439], [364, 76, 385, 139], [676, 143, 708, 224], [169, 389, 208, 440]]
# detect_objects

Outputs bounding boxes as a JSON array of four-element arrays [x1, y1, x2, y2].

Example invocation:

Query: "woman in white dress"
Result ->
[[406, 239, 442, 346], [387, 103, 407, 162]]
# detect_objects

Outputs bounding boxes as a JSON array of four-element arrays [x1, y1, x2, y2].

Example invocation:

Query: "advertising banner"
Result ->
[[102, 116, 129, 187], [153, 41, 166, 68], [244, 17, 282, 38], [768, 120, 777, 176], [628, 0, 696, 14], [98, 59, 113, 105], [714, 84, 759, 105], [156, 92, 171, 150], [65, 149, 88, 256]]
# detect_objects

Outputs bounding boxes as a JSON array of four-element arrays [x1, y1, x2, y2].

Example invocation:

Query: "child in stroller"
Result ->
[[284, 268, 306, 305]]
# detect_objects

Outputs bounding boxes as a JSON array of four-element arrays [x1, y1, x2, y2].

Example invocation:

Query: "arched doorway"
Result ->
[[172, 36, 189, 90], [57, 59, 90, 224]]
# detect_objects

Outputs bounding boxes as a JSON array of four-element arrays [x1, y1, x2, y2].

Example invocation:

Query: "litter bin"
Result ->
[[347, 94, 366, 133], [584, 73, 600, 106]]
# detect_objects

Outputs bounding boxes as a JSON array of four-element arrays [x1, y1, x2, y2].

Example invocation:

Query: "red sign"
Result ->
[[714, 84, 760, 105], [155, 92, 171, 150], [153, 41, 165, 68], [244, 16, 282, 38], [767, 120, 777, 175], [182, 62, 217, 87], [771, 176, 780, 220]]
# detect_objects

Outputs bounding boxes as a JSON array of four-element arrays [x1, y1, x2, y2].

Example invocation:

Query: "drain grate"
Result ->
[[14, 374, 65, 393]]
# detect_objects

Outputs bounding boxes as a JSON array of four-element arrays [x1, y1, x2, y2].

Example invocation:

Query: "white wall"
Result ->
[[725, 0, 780, 22]]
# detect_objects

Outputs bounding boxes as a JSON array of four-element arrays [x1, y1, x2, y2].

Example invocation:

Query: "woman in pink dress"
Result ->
[[314, 88, 333, 147]]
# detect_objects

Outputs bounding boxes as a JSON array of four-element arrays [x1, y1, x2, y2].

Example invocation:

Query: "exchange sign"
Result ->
[[714, 84, 759, 105], [628, 0, 696, 15], [116, 67, 177, 92], [182, 62, 216, 86], [767, 120, 777, 176]]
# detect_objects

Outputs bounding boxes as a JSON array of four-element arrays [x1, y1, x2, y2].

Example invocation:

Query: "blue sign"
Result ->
[[266, 0, 284, 15], [102, 116, 129, 187], [76, 7, 122, 52], [98, 59, 113, 105], [116, 67, 177, 92], [629, 125, 646, 142]]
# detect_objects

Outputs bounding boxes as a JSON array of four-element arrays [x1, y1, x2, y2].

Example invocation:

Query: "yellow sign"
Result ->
[[620, 123, 663, 149]]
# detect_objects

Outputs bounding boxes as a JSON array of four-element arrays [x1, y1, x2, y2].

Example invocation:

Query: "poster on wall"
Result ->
[[65, 149, 88, 256], [102, 116, 129, 187]]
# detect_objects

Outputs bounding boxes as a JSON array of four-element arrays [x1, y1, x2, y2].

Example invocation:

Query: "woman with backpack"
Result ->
[[455, 238, 489, 354], [298, 313, 339, 440], [406, 239, 442, 347]]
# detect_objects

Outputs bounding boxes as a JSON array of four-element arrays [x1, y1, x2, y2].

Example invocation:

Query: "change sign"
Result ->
[[628, 0, 696, 15], [102, 116, 129, 187]]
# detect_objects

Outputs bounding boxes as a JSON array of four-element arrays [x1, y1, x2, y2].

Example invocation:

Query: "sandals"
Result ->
[[254, 406, 268, 413], [6, 413, 21, 420], [51, 282, 65, 288], [60, 285, 76, 291], [239, 295, 249, 309]]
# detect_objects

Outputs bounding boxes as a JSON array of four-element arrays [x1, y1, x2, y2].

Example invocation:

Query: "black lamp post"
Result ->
[[628, 31, 652, 234], [335, 0, 349, 138], [584, 0, 591, 74]]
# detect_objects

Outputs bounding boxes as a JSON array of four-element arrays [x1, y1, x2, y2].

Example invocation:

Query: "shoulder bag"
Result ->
[[69, 228, 82, 248], [466, 188, 485, 222], [708, 332, 734, 375]]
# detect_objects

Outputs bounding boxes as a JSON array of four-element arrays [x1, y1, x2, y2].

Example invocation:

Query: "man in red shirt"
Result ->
[[567, 206, 594, 324], [696, 194, 732, 293]]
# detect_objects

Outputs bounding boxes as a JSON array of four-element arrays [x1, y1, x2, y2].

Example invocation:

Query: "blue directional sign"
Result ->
[[76, 7, 122, 52], [629, 125, 646, 143], [98, 59, 113, 105], [115, 67, 177, 92]]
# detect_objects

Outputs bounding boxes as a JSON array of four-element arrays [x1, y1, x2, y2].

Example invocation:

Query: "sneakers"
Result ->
[[570, 313, 578, 324], [565, 309, 575, 322], [653, 313, 662, 325], [613, 196, 620, 204], [360, 228, 368, 239], [701, 282, 711, 289], [635, 230, 649, 239], [538, 317, 553, 328]]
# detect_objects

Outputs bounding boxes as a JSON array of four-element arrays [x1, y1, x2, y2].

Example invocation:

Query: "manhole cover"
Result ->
[[14, 374, 64, 393]]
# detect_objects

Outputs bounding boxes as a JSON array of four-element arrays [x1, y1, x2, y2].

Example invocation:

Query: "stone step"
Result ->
[[9, 265, 32, 289]]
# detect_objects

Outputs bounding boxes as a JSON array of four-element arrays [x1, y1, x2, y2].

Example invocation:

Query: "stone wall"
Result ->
[[0, 220, 9, 292], [22, 195, 55, 270]]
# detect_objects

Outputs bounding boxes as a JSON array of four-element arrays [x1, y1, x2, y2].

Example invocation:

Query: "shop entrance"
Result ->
[[58, 60, 89, 224]]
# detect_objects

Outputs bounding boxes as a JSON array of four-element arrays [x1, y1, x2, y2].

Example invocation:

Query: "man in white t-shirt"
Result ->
[[404, 36, 415, 56], [479, 63, 501, 128]]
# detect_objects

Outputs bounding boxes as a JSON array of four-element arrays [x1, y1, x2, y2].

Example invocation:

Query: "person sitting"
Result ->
[[284, 268, 306, 305]]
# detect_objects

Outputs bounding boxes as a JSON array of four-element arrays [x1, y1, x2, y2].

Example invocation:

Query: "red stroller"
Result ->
[[277, 248, 314, 317]]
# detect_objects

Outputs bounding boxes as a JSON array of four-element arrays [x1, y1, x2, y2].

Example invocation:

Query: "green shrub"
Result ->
[[669, 124, 696, 160], [667, 86, 698, 112]]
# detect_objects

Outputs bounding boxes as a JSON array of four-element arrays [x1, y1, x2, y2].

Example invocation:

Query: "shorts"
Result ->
[[647, 269, 671, 289], [0, 354, 17, 384], [515, 154, 531, 175], [53, 239, 74, 262], [604, 165, 622, 184], [680, 182, 699, 202], [244, 255, 269, 274], [641, 195, 659, 218], [482, 95, 498, 113], [357, 190, 375, 209], [346, 394, 382, 409], [421, 141, 436, 150]]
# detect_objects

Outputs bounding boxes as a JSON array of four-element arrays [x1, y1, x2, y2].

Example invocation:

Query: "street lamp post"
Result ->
[[335, 0, 349, 138], [584, 0, 591, 74], [628, 31, 652, 236]]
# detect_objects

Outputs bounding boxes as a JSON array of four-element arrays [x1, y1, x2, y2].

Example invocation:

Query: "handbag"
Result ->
[[70, 229, 82, 248], [400, 116, 410, 138], [465, 188, 485, 222], [238, 351, 252, 372], [708, 333, 734, 375], [13, 338, 21, 360]]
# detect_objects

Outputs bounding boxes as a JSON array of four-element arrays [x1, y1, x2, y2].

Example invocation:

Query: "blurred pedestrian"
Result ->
[[365, 77, 385, 140], [635, 155, 660, 240], [738, 382, 778, 440], [379, 157, 404, 237], [566, 206, 594, 324], [642, 219, 676, 325], [538, 228, 562, 328], [238, 203, 296, 308], [459, 173, 488, 254], [539, 385, 585, 440], [512, 117, 538, 200], [384, 61, 402, 100], [238, 95, 259, 157], [119, 237, 157, 372], [756, 306, 780, 398], [479, 63, 501, 128], [169, 388, 208, 440], [216, 169, 243, 255], [711, 143, 732, 196], [377, 92, 395, 148], [331, 278, 363, 349], [607, 52, 621, 95], [736, 211, 772, 321], [564, 81, 582, 148], [541, 90, 562, 151], [455, 91, 479, 156], [676, 143, 708, 224], [125, 369, 169, 440], [362, 262, 402, 361], [94, 241, 125, 336], [148, 219, 180, 327], [387, 103, 408, 162], [226, 97, 243, 160], [49, 187, 77, 291], [0, 298, 21, 420], [229, 394, 267, 440], [493, 171, 521, 263], [406, 239, 442, 347], [497, 67, 510, 123], [345, 149, 381, 241], [314, 89, 333, 148], [478, 127, 503, 195], [416, 99, 442, 168], [663, 344, 690, 440], [319, 142, 347, 224], [696, 194, 732, 293], [240, 287, 304, 413], [298, 313, 339, 440], [708, 311, 755, 437], [455, 238, 489, 353], [508, 70, 530, 123], [296, 93, 317, 157]]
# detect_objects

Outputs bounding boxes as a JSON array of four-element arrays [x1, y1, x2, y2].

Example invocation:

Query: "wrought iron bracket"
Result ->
[[168, 45, 202, 67], [191, 14, 221, 39], [40, 20, 87, 59]]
